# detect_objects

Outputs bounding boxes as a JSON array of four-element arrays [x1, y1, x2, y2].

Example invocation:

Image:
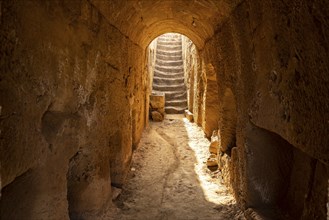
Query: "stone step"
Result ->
[[152, 83, 186, 91], [152, 83, 186, 92], [165, 93, 186, 99], [153, 71, 184, 79], [153, 69, 184, 77], [156, 54, 182, 61], [165, 106, 187, 114], [153, 77, 184, 85], [153, 90, 186, 95], [155, 65, 184, 73], [155, 63, 184, 73], [157, 39, 180, 44], [155, 60, 183, 67], [157, 47, 182, 54], [154, 69, 184, 75], [164, 90, 187, 100], [157, 41, 181, 46], [152, 90, 187, 100], [166, 99, 188, 107], [157, 50, 182, 56], [157, 45, 182, 51], [153, 76, 185, 85]]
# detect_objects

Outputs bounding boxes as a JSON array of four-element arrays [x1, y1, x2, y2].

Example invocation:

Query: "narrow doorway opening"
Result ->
[[148, 33, 197, 120]]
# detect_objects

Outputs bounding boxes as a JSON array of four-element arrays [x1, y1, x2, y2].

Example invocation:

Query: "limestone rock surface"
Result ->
[[206, 154, 218, 167], [209, 130, 219, 155], [150, 93, 165, 115], [184, 110, 194, 122], [151, 111, 164, 122]]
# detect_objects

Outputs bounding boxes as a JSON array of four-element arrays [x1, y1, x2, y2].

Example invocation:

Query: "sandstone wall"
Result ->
[[1, 0, 328, 219], [147, 39, 157, 94], [182, 37, 198, 114], [203, 0, 329, 218], [0, 0, 147, 219], [201, 49, 221, 138], [182, 36, 220, 138]]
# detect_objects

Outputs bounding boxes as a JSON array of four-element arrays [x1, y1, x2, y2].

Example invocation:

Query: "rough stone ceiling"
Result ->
[[91, 0, 242, 49]]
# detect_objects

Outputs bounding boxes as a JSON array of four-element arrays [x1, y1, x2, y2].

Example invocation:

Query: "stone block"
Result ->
[[184, 110, 194, 122], [209, 130, 219, 154], [150, 93, 165, 117], [150, 93, 165, 109], [206, 153, 218, 167], [151, 111, 164, 122]]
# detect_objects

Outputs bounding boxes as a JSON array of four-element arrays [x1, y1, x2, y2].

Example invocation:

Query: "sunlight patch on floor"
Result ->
[[182, 117, 236, 205]]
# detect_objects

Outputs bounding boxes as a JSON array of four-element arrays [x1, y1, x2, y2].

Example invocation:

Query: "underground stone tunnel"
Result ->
[[0, 0, 328, 219]]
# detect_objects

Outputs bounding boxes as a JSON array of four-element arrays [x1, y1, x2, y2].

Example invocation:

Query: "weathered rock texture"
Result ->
[[182, 36, 220, 138], [200, 1, 329, 219], [1, 0, 328, 219], [0, 0, 149, 219], [90, 0, 241, 49], [184, 109, 194, 122], [182, 36, 201, 123], [152, 34, 187, 114], [149, 93, 165, 116]]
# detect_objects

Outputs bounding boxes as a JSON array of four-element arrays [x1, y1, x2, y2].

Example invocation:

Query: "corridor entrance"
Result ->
[[151, 33, 188, 114]]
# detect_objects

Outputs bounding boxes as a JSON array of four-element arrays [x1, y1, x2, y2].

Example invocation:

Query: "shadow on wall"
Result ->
[[216, 86, 327, 219], [67, 149, 112, 219], [245, 122, 293, 208], [0, 169, 38, 220], [244, 122, 328, 219]]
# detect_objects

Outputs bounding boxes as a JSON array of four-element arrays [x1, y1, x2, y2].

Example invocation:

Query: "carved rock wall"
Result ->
[[203, 0, 329, 218], [0, 0, 148, 218], [1, 0, 328, 219]]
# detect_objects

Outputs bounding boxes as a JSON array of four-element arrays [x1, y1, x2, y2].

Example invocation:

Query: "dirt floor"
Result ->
[[110, 115, 245, 220]]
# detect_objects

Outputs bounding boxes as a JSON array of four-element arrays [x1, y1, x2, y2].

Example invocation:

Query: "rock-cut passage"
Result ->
[[152, 34, 188, 114], [112, 115, 245, 220]]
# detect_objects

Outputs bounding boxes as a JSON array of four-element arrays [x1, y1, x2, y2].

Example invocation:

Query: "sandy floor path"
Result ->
[[111, 115, 245, 220]]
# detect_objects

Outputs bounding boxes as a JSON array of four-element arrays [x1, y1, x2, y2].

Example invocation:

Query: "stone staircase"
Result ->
[[152, 34, 187, 114]]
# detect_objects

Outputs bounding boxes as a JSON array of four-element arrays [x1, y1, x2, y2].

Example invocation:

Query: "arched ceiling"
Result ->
[[91, 0, 241, 49]]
